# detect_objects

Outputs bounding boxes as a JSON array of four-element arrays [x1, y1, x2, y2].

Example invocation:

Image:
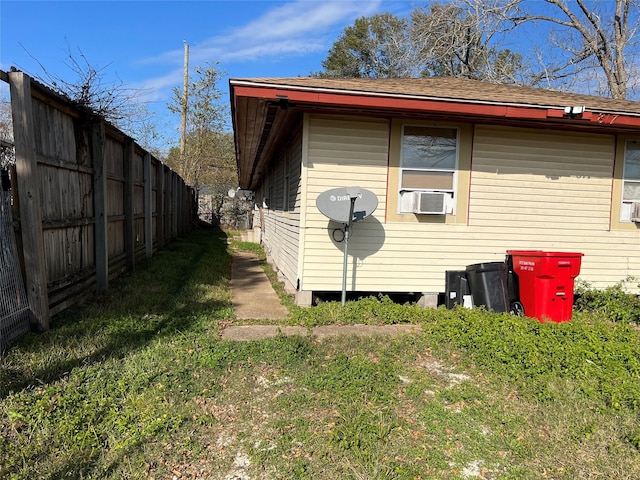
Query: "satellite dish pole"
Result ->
[[341, 188, 360, 306]]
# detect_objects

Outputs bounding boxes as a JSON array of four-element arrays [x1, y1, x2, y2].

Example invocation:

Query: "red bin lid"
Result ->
[[507, 250, 584, 257]]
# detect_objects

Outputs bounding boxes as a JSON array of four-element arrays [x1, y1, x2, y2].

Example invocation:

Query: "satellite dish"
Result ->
[[316, 187, 378, 224], [228, 188, 254, 199], [316, 187, 379, 307]]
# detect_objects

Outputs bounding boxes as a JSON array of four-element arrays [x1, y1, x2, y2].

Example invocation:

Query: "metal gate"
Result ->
[[0, 177, 31, 352]]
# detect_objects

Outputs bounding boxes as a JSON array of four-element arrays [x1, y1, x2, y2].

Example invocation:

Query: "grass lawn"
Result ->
[[1, 228, 639, 479]]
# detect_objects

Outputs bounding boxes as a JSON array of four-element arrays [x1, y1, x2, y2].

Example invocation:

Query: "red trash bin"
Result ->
[[507, 250, 584, 323]]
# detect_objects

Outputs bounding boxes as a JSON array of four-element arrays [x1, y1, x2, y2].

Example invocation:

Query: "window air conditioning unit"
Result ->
[[631, 202, 640, 223], [413, 191, 447, 215]]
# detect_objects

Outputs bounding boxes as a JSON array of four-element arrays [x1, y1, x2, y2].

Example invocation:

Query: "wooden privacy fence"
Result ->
[[1, 70, 195, 333]]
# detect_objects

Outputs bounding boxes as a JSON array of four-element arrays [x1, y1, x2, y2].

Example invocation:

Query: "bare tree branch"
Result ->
[[19, 42, 152, 124], [513, 0, 636, 98]]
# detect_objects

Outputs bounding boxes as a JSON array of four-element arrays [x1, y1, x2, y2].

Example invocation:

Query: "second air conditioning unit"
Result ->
[[412, 191, 448, 215]]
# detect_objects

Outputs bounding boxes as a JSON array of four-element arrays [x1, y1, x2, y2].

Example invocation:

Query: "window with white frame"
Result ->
[[398, 126, 458, 214], [622, 140, 640, 221]]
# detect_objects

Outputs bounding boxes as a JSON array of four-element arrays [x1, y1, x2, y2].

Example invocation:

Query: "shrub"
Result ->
[[421, 307, 640, 412], [574, 277, 640, 324], [288, 294, 429, 327]]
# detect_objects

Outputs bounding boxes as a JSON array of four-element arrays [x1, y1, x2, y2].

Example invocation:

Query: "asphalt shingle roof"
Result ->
[[233, 77, 640, 115]]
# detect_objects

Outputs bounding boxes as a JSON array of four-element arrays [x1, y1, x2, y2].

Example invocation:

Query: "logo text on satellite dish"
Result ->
[[332, 193, 362, 202]]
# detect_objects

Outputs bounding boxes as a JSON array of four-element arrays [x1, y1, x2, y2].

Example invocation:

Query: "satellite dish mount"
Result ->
[[316, 187, 378, 306]]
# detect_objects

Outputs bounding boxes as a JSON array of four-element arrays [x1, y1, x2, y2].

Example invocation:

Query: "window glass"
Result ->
[[621, 141, 640, 221], [624, 142, 640, 180], [399, 125, 458, 215], [623, 182, 640, 201], [402, 127, 457, 170]]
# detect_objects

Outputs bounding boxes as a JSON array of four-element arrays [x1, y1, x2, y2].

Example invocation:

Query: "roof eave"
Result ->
[[230, 79, 640, 190], [231, 80, 640, 128]]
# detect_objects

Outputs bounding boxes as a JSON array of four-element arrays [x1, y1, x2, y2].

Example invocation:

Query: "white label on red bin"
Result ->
[[516, 260, 535, 271]]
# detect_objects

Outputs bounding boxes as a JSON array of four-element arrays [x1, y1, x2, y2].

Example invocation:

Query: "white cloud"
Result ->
[[134, 67, 185, 102], [140, 0, 381, 66], [135, 1, 382, 104], [226, 1, 375, 44]]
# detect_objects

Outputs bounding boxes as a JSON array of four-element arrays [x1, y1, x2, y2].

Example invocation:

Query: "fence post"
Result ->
[[156, 162, 164, 249], [144, 152, 153, 258], [8, 71, 50, 331], [92, 121, 109, 293], [178, 179, 184, 234], [192, 188, 197, 229], [182, 183, 186, 232], [172, 172, 178, 238], [164, 166, 171, 241], [124, 139, 135, 271]]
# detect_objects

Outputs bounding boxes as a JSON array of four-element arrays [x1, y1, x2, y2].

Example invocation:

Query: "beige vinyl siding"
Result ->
[[470, 126, 614, 230], [299, 121, 639, 294], [303, 115, 391, 201], [466, 125, 638, 290], [260, 122, 303, 290], [300, 115, 390, 291]]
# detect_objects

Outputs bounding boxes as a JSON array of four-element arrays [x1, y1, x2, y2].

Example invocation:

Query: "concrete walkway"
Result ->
[[220, 323, 422, 341], [230, 251, 288, 320], [225, 249, 422, 341]]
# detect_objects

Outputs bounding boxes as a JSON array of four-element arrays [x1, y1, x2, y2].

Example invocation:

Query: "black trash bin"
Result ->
[[465, 262, 510, 313]]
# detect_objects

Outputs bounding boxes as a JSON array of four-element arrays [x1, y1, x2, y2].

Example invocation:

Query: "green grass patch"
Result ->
[[2, 229, 639, 479], [420, 307, 640, 412]]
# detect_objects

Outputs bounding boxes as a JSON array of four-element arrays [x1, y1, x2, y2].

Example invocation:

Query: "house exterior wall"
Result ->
[[294, 114, 639, 297], [258, 121, 303, 291], [300, 114, 391, 293], [469, 125, 639, 288]]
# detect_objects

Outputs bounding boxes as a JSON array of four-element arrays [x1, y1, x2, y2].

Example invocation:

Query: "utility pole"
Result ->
[[180, 41, 189, 157]]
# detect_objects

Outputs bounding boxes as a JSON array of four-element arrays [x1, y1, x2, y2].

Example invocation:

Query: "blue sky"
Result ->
[[1, 0, 416, 147], [5, 1, 624, 149]]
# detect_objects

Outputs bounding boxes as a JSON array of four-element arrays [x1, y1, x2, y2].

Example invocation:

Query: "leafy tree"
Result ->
[[166, 63, 242, 225], [167, 62, 229, 187], [117, 102, 168, 159], [319, 3, 524, 83], [318, 13, 417, 78], [318, 0, 640, 99], [165, 130, 239, 225]]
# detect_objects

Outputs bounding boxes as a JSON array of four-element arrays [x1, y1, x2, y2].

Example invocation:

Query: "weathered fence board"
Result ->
[[9, 71, 50, 330], [93, 120, 108, 293], [2, 70, 195, 334]]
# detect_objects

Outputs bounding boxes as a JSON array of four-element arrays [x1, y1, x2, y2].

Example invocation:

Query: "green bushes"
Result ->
[[278, 254, 640, 413], [421, 307, 640, 412], [575, 277, 640, 324], [288, 294, 429, 326], [291, 293, 640, 414]]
